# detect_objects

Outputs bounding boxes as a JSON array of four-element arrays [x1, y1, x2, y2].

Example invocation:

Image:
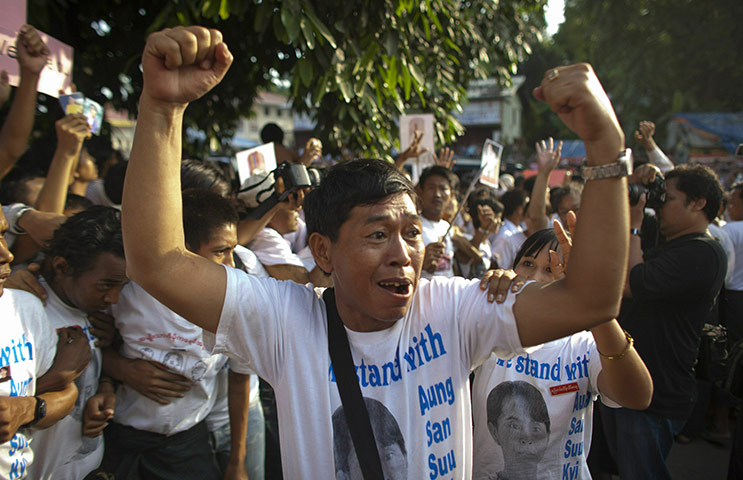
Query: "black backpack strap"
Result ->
[[323, 288, 384, 480]]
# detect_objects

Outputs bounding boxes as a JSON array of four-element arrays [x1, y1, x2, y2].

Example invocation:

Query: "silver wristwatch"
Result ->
[[581, 148, 632, 180]]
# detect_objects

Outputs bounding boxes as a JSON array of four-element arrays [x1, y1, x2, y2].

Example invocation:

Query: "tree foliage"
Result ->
[[541, 0, 743, 147], [27, 0, 546, 159]]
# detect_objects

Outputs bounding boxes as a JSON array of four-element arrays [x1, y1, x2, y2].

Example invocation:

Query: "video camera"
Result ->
[[239, 162, 321, 219]]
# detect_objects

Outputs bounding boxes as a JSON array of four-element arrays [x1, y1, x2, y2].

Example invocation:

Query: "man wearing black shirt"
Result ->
[[601, 164, 726, 479]]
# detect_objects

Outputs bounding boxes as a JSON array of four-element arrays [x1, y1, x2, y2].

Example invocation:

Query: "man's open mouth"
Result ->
[[378, 281, 411, 295]]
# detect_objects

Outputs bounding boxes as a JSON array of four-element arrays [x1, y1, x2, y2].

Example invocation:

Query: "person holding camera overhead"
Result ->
[[601, 163, 727, 479]]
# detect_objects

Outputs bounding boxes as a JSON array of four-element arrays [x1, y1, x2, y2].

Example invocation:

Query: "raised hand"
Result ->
[[299, 138, 322, 166], [141, 26, 233, 108], [435, 147, 455, 170], [16, 25, 50, 77], [533, 64, 624, 163], [395, 130, 428, 169], [423, 241, 445, 273], [550, 210, 576, 280], [535, 137, 562, 173], [55, 115, 91, 154]]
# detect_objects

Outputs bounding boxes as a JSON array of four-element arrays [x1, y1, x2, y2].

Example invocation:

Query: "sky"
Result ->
[[545, 0, 566, 36]]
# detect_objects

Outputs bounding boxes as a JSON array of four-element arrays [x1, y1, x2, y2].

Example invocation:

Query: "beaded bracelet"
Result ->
[[598, 329, 634, 360]]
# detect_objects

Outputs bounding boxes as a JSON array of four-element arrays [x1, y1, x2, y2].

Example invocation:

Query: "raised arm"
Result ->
[[513, 64, 629, 347], [0, 25, 49, 179], [525, 138, 561, 233], [35, 115, 91, 212], [122, 27, 233, 333]]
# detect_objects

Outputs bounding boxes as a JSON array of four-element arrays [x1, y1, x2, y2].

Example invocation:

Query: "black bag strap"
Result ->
[[323, 288, 384, 480]]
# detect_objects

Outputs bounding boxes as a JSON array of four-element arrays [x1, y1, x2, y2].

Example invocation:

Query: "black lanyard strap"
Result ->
[[323, 288, 384, 480]]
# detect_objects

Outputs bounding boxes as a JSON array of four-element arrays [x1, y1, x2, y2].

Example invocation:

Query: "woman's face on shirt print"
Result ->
[[490, 396, 549, 469]]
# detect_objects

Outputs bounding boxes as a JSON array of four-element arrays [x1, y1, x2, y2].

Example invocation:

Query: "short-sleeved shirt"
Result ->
[[203, 268, 525, 479], [0, 289, 57, 479], [619, 232, 726, 419]]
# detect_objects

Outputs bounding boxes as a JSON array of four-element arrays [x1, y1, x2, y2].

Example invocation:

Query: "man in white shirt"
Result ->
[[417, 165, 457, 278], [102, 190, 252, 479], [27, 206, 128, 479], [121, 27, 629, 479], [723, 182, 743, 345], [0, 205, 79, 479]]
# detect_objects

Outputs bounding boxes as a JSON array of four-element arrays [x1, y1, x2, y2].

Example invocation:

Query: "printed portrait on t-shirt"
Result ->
[[486, 381, 550, 480], [140, 347, 155, 360], [0, 366, 9, 383], [191, 360, 207, 381], [163, 351, 184, 371], [332, 397, 408, 480]]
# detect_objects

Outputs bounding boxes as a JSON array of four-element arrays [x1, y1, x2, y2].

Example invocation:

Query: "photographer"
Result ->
[[601, 163, 727, 479]]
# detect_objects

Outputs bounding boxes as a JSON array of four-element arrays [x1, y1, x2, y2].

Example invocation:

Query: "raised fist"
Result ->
[[141, 26, 233, 107], [16, 25, 49, 76], [533, 64, 624, 163]]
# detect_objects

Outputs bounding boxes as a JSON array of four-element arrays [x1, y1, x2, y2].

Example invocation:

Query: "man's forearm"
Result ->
[[35, 382, 78, 429], [525, 170, 551, 234], [227, 370, 250, 464], [35, 148, 79, 213], [0, 71, 40, 179]]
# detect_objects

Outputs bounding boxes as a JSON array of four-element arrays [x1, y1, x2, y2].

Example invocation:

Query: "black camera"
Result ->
[[273, 162, 321, 200], [628, 176, 666, 208]]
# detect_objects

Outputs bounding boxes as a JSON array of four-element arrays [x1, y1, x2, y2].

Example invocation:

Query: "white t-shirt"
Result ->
[[207, 246, 265, 431], [490, 220, 524, 268], [27, 279, 104, 479], [421, 217, 455, 279], [0, 290, 56, 480], [472, 332, 613, 480], [248, 227, 305, 268], [203, 267, 525, 479], [493, 231, 527, 270], [111, 282, 232, 435], [721, 222, 743, 289]]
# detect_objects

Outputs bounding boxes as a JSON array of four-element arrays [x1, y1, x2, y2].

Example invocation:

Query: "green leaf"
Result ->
[[303, 4, 337, 48], [281, 7, 300, 42], [298, 58, 313, 87], [408, 62, 424, 86], [300, 17, 315, 49], [402, 65, 411, 100], [338, 76, 353, 103], [218, 0, 230, 20]]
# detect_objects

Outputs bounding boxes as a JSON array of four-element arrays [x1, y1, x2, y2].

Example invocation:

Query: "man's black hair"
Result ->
[[332, 397, 407, 475], [0, 172, 44, 205], [48, 205, 124, 276], [467, 190, 504, 230], [500, 189, 528, 219], [512, 228, 560, 270], [65, 193, 94, 213], [304, 158, 417, 242], [182, 189, 239, 252], [260, 123, 284, 144], [550, 183, 583, 215], [181, 159, 231, 197], [418, 165, 458, 192], [486, 380, 551, 434], [665, 164, 723, 223], [523, 176, 537, 196]]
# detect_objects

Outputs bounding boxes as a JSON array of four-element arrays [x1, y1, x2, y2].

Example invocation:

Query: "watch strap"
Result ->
[[582, 148, 632, 180], [21, 396, 46, 428]]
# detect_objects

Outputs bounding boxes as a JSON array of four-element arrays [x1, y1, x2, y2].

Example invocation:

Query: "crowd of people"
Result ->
[[0, 23, 740, 480]]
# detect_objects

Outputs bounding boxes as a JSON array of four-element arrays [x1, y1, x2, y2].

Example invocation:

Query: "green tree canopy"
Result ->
[[27, 0, 547, 159], [520, 0, 743, 149]]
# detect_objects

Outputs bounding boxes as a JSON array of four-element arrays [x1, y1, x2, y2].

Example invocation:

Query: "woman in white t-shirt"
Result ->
[[473, 221, 653, 479]]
